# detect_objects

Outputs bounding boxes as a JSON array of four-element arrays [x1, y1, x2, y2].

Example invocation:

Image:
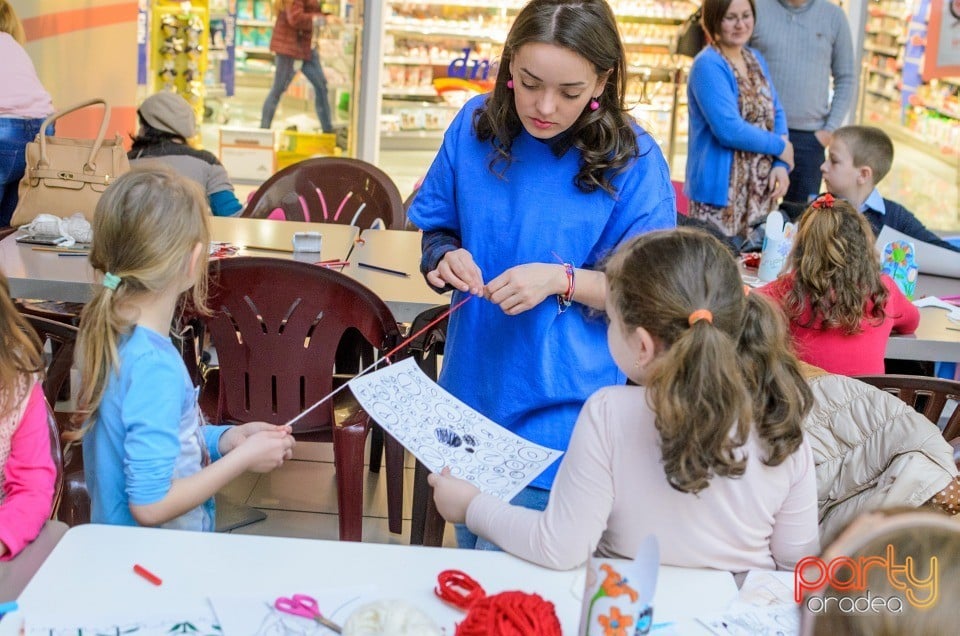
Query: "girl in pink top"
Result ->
[[430, 228, 820, 572], [0, 272, 56, 560], [757, 194, 919, 375]]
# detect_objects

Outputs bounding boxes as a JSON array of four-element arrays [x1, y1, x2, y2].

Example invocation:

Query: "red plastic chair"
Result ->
[[243, 157, 406, 230], [672, 180, 689, 215], [21, 314, 89, 526], [203, 257, 405, 541]]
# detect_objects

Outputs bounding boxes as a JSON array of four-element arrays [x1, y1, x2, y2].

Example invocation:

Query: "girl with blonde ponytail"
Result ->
[[429, 227, 819, 571], [76, 167, 295, 531]]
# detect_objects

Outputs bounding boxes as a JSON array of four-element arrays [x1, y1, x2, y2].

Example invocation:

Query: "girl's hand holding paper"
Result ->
[[428, 467, 481, 524]]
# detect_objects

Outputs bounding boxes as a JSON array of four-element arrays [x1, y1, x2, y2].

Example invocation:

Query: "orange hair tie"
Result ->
[[688, 309, 713, 326], [743, 284, 751, 296]]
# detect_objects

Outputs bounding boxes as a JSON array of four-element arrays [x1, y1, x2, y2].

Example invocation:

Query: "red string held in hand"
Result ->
[[435, 569, 562, 636]]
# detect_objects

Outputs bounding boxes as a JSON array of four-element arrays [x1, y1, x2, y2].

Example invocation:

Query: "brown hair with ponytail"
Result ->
[[72, 168, 210, 438], [605, 228, 811, 494]]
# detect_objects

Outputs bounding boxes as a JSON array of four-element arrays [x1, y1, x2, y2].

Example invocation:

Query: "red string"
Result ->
[[285, 295, 472, 429], [435, 570, 562, 636], [383, 295, 472, 361]]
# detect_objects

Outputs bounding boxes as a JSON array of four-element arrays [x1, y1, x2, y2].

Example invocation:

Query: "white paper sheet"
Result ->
[[348, 358, 564, 501], [210, 586, 376, 636], [877, 225, 960, 279]]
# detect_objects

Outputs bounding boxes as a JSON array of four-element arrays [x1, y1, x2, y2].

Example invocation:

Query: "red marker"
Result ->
[[133, 563, 162, 586]]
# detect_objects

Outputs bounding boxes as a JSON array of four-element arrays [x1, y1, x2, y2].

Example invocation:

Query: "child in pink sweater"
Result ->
[[430, 228, 820, 572], [0, 272, 56, 560], [758, 194, 919, 375]]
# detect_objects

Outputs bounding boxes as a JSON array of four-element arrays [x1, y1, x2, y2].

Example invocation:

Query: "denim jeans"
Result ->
[[784, 129, 825, 205], [0, 118, 53, 227], [260, 50, 333, 132], [455, 485, 551, 551]]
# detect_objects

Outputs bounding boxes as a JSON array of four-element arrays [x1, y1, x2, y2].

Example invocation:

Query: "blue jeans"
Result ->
[[784, 129, 825, 205], [260, 50, 333, 132], [0, 118, 52, 227], [455, 485, 551, 551]]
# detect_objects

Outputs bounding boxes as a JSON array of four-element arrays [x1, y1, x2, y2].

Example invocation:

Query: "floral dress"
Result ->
[[688, 47, 777, 240]]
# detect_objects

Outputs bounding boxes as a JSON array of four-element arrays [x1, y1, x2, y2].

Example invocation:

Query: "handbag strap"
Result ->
[[37, 98, 112, 174]]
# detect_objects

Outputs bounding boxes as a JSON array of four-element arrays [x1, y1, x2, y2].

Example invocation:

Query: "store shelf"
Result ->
[[866, 88, 899, 101], [866, 65, 899, 79], [379, 0, 693, 167], [864, 43, 900, 57], [236, 18, 273, 27], [384, 23, 508, 42]]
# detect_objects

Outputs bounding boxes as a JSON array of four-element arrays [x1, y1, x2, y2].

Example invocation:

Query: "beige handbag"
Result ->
[[10, 98, 130, 227]]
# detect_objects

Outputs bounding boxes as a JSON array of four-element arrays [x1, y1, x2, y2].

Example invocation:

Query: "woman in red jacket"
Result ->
[[260, 0, 334, 133]]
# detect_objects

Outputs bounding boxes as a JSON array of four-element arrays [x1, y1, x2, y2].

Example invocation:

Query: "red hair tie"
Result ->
[[810, 193, 836, 209], [435, 569, 562, 636]]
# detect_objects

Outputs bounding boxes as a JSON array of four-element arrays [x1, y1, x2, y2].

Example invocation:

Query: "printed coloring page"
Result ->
[[348, 358, 563, 501]]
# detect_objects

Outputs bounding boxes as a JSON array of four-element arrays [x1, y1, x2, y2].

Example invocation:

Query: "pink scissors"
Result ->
[[274, 594, 342, 633]]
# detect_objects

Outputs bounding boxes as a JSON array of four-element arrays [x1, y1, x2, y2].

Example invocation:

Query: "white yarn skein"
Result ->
[[62, 213, 93, 244], [342, 600, 442, 636]]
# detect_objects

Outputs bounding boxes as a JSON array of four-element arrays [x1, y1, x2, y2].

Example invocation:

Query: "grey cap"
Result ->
[[138, 92, 196, 139]]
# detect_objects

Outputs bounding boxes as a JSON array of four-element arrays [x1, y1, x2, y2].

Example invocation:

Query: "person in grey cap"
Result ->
[[129, 92, 242, 217]]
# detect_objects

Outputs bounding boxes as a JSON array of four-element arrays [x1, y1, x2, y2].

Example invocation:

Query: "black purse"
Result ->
[[675, 7, 706, 58]]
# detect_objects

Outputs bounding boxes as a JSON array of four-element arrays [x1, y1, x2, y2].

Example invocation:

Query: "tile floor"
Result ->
[[216, 439, 458, 548]]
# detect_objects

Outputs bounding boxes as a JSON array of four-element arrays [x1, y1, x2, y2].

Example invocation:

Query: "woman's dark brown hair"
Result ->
[[606, 228, 810, 494], [474, 0, 643, 195], [783, 197, 888, 334], [701, 0, 756, 43]]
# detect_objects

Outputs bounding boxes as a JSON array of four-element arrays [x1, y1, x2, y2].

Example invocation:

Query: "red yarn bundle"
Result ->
[[435, 569, 562, 636]]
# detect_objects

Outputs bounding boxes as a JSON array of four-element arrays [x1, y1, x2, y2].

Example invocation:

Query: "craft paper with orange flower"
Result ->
[[578, 536, 659, 635], [597, 606, 634, 636]]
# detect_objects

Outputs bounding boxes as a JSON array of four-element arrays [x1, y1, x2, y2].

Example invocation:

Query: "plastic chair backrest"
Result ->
[[204, 257, 402, 430], [20, 314, 87, 524], [243, 157, 406, 230], [45, 402, 64, 520], [854, 374, 960, 441], [21, 314, 77, 409], [405, 304, 449, 382]]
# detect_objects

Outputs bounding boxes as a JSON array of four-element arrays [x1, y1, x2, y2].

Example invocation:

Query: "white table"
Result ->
[[350, 229, 451, 323], [0, 218, 360, 304], [0, 524, 739, 634], [886, 274, 960, 362]]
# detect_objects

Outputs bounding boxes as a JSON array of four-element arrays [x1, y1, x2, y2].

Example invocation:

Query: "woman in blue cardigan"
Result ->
[[686, 0, 793, 241]]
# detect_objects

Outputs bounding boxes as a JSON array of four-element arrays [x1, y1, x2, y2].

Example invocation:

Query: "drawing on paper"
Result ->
[[348, 358, 563, 501], [28, 616, 221, 635]]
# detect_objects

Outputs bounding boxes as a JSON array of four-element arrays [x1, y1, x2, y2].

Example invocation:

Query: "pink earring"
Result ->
[[589, 97, 600, 111], [506, 79, 514, 89]]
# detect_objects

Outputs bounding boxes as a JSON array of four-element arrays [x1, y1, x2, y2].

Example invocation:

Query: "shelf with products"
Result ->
[[857, 0, 959, 167], [380, 0, 693, 167], [229, 0, 359, 152]]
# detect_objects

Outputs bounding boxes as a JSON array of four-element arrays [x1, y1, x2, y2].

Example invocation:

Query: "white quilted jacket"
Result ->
[[804, 373, 957, 543]]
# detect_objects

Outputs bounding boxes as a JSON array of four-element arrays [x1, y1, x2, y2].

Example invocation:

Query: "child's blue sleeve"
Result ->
[[203, 424, 230, 461], [209, 190, 243, 217], [122, 353, 187, 506]]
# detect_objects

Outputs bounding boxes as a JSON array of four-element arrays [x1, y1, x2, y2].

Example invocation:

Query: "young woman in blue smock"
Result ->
[[406, 0, 676, 550]]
